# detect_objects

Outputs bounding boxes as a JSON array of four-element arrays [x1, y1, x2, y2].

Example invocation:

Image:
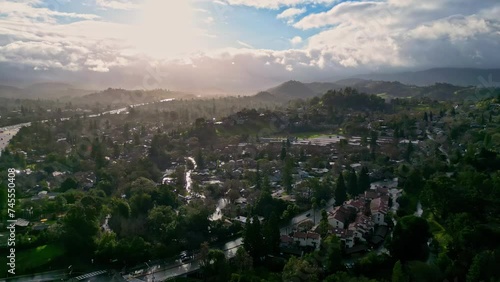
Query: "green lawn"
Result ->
[[16, 244, 66, 273], [288, 131, 340, 139], [376, 93, 390, 99]]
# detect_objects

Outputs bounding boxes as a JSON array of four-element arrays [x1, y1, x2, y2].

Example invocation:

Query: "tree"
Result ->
[[405, 141, 414, 162], [423, 112, 428, 122], [392, 260, 409, 282], [318, 210, 330, 238], [95, 231, 117, 262], [358, 167, 370, 194], [60, 177, 78, 192], [370, 130, 378, 157], [243, 216, 264, 263], [201, 249, 230, 282], [390, 216, 431, 262], [335, 173, 347, 206], [62, 204, 100, 256], [324, 235, 343, 274], [280, 142, 287, 161], [347, 169, 358, 197], [262, 213, 280, 254], [147, 205, 177, 242], [282, 256, 320, 282], [282, 157, 294, 193], [234, 247, 253, 274], [466, 250, 500, 282]]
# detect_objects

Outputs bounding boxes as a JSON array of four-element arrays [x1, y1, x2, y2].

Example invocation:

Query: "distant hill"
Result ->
[[355, 68, 500, 87], [266, 80, 317, 99], [0, 82, 93, 100], [74, 88, 196, 106], [256, 78, 492, 101], [305, 82, 342, 95], [0, 85, 22, 98]]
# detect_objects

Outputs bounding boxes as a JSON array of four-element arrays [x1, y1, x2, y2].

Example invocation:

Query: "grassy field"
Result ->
[[15, 244, 66, 273]]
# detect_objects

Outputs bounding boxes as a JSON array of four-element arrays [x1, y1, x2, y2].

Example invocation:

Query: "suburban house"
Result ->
[[370, 196, 389, 225], [291, 231, 321, 249]]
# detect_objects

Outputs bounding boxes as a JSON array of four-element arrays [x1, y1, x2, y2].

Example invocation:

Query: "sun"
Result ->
[[131, 0, 200, 59]]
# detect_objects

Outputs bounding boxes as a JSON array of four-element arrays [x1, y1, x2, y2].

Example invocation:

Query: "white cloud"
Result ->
[[290, 36, 303, 45], [223, 0, 338, 9], [204, 16, 215, 24], [236, 40, 254, 48], [1, 0, 500, 93], [95, 0, 139, 10], [277, 7, 306, 19]]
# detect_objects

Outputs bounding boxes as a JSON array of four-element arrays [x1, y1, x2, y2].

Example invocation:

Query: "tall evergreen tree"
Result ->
[[243, 216, 264, 263], [282, 157, 294, 193], [358, 166, 370, 194], [405, 141, 414, 162], [347, 169, 358, 197], [318, 209, 330, 239], [335, 173, 347, 205], [262, 213, 280, 254], [255, 163, 261, 190], [280, 141, 287, 161]]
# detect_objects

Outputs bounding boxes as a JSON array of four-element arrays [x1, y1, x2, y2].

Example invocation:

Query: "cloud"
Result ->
[[95, 0, 139, 10], [1, 0, 500, 93], [204, 16, 215, 24], [223, 0, 338, 9], [290, 36, 303, 45], [236, 40, 254, 48], [277, 7, 307, 19]]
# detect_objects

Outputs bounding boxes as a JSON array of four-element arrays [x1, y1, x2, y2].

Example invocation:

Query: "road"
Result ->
[[0, 127, 22, 157], [0, 270, 67, 282], [280, 197, 336, 235], [128, 238, 243, 282]]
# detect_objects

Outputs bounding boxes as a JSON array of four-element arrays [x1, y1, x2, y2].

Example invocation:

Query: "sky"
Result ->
[[0, 0, 499, 93]]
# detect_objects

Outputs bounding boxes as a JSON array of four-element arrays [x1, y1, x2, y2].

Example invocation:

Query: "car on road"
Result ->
[[306, 213, 311, 217], [179, 251, 192, 263]]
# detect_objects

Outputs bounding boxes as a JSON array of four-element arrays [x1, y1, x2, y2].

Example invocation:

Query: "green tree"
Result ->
[[405, 141, 414, 162], [358, 167, 370, 194], [390, 216, 431, 262], [147, 205, 177, 242], [200, 248, 230, 282], [262, 213, 280, 254], [324, 235, 343, 274], [392, 260, 409, 282], [282, 157, 294, 193], [62, 204, 100, 256], [282, 256, 320, 282], [280, 142, 287, 161], [95, 231, 117, 262], [60, 177, 78, 192], [243, 216, 264, 263], [234, 247, 253, 274], [318, 209, 330, 239], [335, 173, 347, 205], [347, 169, 358, 197]]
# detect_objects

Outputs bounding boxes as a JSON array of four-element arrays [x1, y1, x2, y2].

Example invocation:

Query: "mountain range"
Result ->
[[0, 82, 94, 100], [355, 68, 500, 87], [260, 79, 487, 101], [1, 68, 499, 102]]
